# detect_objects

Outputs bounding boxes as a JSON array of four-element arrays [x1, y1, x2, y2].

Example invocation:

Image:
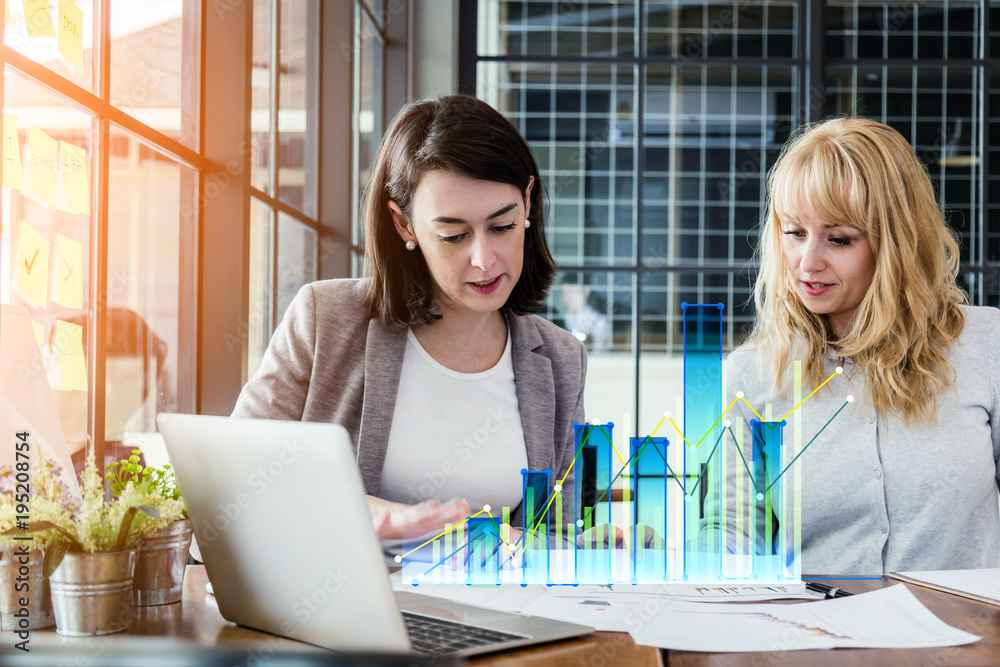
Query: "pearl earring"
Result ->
[[524, 219, 531, 229], [405, 240, 416, 251]]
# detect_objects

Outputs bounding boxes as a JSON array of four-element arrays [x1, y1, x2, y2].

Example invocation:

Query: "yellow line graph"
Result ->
[[740, 396, 765, 422], [486, 514, 516, 556], [777, 367, 842, 424], [553, 417, 616, 491], [668, 398, 739, 448], [592, 420, 628, 467], [404, 369, 840, 563], [521, 414, 669, 551], [670, 368, 842, 445]]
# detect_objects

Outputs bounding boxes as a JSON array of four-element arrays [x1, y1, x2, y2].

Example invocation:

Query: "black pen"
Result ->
[[806, 581, 853, 598]]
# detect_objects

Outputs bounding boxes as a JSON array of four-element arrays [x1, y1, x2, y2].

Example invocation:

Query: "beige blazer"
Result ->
[[232, 279, 587, 526]]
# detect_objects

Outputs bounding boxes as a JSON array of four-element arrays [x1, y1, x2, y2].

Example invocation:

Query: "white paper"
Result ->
[[615, 584, 980, 652], [522, 594, 627, 632], [894, 568, 1000, 604], [548, 582, 817, 603]]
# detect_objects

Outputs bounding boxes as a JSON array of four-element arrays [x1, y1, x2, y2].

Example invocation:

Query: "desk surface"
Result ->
[[28, 567, 1000, 665]]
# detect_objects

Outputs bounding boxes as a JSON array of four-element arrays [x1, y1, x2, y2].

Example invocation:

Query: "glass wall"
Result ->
[[249, 0, 380, 374], [470, 0, 1000, 431], [351, 0, 387, 276], [247, 0, 321, 374]]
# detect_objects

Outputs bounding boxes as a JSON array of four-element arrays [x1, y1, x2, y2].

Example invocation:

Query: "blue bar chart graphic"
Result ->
[[400, 304, 849, 587]]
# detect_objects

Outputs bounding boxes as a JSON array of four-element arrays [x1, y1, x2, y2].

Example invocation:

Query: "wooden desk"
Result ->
[[26, 568, 1000, 666], [665, 576, 1000, 666], [27, 566, 660, 666]]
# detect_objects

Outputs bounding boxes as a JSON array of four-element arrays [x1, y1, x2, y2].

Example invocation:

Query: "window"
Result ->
[[1, 0, 401, 475], [2, 0, 204, 472], [466, 0, 1000, 434], [249, 0, 396, 376], [247, 0, 321, 378], [350, 0, 387, 276]]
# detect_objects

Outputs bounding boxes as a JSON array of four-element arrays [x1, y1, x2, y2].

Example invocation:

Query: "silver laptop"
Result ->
[[156, 413, 593, 657]]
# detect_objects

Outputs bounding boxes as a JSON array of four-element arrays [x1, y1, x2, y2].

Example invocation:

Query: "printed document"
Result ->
[[891, 568, 1000, 607], [614, 584, 980, 652]]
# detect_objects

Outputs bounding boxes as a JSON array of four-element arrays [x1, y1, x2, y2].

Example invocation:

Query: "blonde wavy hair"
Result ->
[[749, 117, 967, 426]]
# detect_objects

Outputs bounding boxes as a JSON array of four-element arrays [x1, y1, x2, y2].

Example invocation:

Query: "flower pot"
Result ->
[[132, 519, 193, 606], [0, 548, 54, 630], [49, 549, 137, 636]]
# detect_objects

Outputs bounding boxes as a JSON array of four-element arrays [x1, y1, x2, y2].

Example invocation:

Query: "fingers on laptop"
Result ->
[[575, 523, 621, 549], [371, 497, 471, 541], [574, 523, 665, 551]]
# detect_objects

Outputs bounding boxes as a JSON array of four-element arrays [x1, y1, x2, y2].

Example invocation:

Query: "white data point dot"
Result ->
[[483, 505, 491, 513], [394, 555, 402, 563], [663, 411, 671, 419], [554, 484, 562, 493], [737, 391, 744, 399], [592, 418, 601, 425], [576, 520, 584, 528], [836, 366, 844, 374], [723, 420, 731, 428], [846, 395, 854, 403], [416, 573, 425, 581]]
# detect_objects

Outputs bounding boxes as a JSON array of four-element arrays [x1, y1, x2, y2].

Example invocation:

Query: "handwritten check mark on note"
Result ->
[[25, 248, 40, 275]]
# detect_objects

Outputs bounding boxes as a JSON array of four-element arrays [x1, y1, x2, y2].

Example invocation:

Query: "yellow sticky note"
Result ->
[[15, 219, 50, 308], [3, 113, 22, 189], [53, 320, 87, 391], [31, 320, 46, 353], [59, 141, 88, 214], [57, 0, 83, 73], [26, 125, 57, 207], [22, 0, 54, 37], [53, 233, 84, 309]]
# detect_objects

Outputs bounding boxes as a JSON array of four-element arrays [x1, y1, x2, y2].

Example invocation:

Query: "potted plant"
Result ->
[[106, 450, 189, 606], [3, 445, 160, 636], [0, 446, 75, 632]]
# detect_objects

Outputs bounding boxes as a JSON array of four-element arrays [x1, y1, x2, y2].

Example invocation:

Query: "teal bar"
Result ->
[[751, 419, 785, 580], [682, 303, 724, 581]]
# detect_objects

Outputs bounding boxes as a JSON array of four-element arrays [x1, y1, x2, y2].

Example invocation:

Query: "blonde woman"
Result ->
[[701, 118, 1000, 574]]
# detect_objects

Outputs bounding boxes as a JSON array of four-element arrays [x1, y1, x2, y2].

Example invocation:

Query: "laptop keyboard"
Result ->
[[402, 611, 527, 655]]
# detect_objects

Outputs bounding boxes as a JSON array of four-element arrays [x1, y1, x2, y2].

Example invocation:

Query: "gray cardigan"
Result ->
[[701, 305, 1000, 575], [231, 279, 587, 527]]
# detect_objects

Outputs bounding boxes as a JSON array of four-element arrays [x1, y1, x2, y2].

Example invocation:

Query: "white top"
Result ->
[[377, 327, 529, 519]]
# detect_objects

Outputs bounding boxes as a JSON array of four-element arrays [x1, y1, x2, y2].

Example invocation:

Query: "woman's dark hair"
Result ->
[[362, 95, 555, 327]]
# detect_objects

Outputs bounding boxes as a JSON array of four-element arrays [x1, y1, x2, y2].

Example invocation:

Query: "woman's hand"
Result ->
[[367, 496, 471, 541], [576, 523, 664, 551]]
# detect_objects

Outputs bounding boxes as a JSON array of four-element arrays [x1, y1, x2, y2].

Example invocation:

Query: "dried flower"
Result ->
[[1, 445, 165, 577], [0, 447, 77, 551]]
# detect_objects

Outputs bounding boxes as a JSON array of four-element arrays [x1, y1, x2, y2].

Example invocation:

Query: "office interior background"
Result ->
[[1, 0, 999, 468]]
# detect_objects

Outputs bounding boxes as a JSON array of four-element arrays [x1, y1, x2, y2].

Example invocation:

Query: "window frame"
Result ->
[[1, 0, 208, 470], [460, 0, 1000, 437]]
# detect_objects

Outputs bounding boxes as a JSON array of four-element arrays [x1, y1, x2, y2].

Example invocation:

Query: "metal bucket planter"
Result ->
[[49, 549, 137, 636], [0, 548, 54, 630], [132, 519, 193, 606]]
